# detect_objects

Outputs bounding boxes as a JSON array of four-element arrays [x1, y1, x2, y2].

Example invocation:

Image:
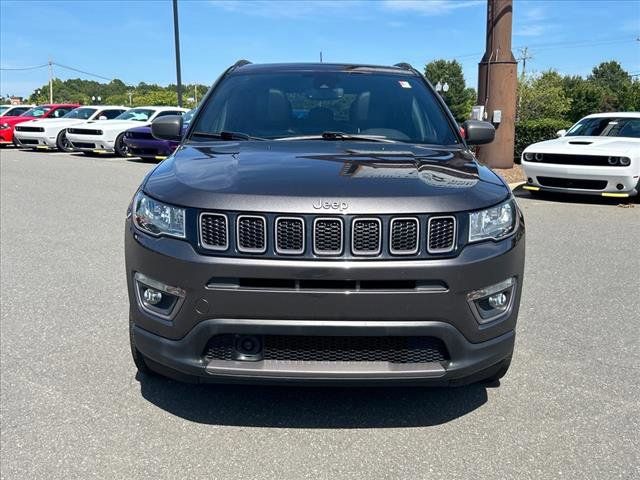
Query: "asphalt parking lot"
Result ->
[[1, 147, 639, 479]]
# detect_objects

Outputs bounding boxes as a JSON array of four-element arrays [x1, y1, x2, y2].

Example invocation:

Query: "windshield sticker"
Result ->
[[399, 81, 412, 89]]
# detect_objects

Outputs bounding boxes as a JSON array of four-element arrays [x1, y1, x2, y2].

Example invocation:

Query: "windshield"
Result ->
[[566, 117, 640, 139], [0, 106, 8, 114], [22, 106, 52, 118], [191, 70, 459, 144], [63, 107, 97, 120], [114, 108, 155, 121]]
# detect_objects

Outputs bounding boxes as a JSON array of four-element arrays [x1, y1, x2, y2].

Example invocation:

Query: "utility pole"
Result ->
[[477, 0, 517, 169], [172, 0, 183, 107], [48, 59, 53, 103], [194, 84, 197, 105], [320, 51, 323, 63], [127, 91, 133, 105], [517, 47, 533, 79]]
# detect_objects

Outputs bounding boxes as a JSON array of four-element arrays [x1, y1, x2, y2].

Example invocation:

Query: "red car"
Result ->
[[0, 104, 81, 146]]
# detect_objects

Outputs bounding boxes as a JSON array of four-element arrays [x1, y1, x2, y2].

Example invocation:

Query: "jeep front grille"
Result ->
[[427, 216, 456, 253], [237, 215, 267, 253], [390, 218, 419, 255], [313, 218, 343, 255], [200, 213, 228, 250], [197, 212, 460, 259], [275, 217, 305, 254]]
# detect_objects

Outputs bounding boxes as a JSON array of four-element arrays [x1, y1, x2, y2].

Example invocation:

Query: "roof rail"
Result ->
[[394, 62, 413, 71], [231, 59, 252, 70]]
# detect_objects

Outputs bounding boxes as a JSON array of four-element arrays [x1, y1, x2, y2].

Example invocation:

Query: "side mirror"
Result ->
[[462, 120, 495, 145], [98, 116, 108, 120], [556, 129, 567, 137], [151, 115, 183, 141]]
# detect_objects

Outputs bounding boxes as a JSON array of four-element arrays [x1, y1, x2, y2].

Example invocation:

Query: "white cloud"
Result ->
[[381, 0, 483, 15]]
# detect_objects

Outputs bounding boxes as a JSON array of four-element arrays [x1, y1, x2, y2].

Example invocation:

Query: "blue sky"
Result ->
[[1, 0, 639, 98]]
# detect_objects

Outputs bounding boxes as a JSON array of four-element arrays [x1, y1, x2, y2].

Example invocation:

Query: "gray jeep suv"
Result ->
[[125, 61, 525, 386]]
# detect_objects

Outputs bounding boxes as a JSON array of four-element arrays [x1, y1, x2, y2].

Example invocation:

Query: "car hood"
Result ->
[[17, 118, 83, 128], [1, 115, 36, 126], [144, 141, 510, 214], [75, 120, 149, 133], [525, 136, 640, 157]]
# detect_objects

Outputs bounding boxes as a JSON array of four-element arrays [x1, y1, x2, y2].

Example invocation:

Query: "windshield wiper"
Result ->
[[191, 131, 266, 141], [276, 132, 397, 143]]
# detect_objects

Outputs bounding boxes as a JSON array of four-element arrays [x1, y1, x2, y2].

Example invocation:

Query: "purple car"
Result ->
[[123, 109, 192, 160]]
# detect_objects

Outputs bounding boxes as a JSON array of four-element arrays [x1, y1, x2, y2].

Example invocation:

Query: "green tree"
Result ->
[[561, 75, 606, 122], [133, 89, 178, 107], [518, 70, 571, 122], [424, 59, 476, 122], [589, 61, 631, 93]]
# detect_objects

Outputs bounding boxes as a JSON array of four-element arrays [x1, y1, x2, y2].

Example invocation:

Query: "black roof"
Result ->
[[230, 62, 419, 75]]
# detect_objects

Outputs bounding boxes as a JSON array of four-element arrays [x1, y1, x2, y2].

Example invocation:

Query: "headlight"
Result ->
[[133, 191, 185, 238], [469, 200, 516, 243], [523, 152, 534, 161], [0, 123, 9, 130]]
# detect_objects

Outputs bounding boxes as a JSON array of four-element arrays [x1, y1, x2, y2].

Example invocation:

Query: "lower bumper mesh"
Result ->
[[204, 334, 449, 364]]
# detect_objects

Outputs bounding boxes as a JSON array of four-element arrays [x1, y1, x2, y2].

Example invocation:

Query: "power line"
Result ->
[[52, 62, 113, 82], [0, 63, 48, 71]]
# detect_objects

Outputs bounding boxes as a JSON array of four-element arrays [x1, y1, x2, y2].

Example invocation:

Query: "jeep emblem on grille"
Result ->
[[312, 200, 349, 211]]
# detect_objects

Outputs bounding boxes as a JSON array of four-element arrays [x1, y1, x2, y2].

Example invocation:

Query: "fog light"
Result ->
[[134, 272, 186, 320], [616, 183, 624, 190], [143, 288, 162, 305], [488, 292, 508, 309], [467, 277, 516, 324]]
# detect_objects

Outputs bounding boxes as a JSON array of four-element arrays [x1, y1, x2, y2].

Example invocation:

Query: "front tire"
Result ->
[[56, 129, 74, 152], [114, 133, 129, 157]]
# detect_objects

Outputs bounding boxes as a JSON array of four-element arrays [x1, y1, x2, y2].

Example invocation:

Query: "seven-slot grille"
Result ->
[[197, 213, 458, 258], [200, 213, 228, 250], [428, 216, 456, 253], [275, 217, 305, 254], [237, 215, 267, 253], [313, 218, 343, 255], [352, 219, 381, 255], [390, 218, 419, 255]]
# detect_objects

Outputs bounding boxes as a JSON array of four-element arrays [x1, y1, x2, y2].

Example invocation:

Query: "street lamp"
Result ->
[[91, 96, 102, 104]]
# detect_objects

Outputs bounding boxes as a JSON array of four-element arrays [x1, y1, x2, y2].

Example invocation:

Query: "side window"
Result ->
[[52, 108, 70, 118], [99, 109, 125, 119], [155, 110, 183, 118]]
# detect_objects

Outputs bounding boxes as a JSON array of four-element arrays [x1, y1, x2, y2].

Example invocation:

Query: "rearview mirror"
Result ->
[[462, 120, 495, 145], [151, 115, 183, 141]]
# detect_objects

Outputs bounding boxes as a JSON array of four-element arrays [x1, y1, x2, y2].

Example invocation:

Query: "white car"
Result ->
[[66, 106, 188, 156], [13, 105, 129, 151], [0, 104, 35, 117], [521, 112, 640, 198]]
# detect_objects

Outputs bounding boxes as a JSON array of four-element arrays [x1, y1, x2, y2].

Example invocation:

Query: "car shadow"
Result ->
[[512, 185, 638, 206], [136, 373, 490, 428]]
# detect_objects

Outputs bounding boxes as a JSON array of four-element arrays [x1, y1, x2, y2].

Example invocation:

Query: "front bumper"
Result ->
[[123, 137, 176, 160], [0, 128, 15, 144], [67, 133, 115, 153], [13, 131, 57, 149], [522, 161, 639, 197], [126, 218, 525, 384]]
